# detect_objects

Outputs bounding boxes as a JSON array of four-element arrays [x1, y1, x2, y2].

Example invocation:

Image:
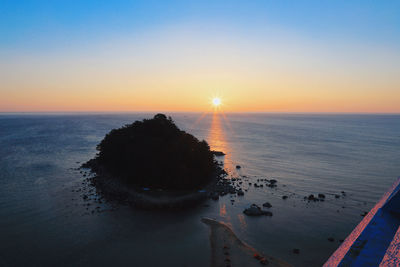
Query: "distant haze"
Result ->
[[1, 1, 399, 113]]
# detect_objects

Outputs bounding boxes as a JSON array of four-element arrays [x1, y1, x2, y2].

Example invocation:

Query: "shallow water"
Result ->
[[0, 113, 399, 266]]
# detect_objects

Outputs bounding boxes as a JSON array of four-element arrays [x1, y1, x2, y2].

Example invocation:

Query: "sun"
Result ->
[[212, 97, 221, 107]]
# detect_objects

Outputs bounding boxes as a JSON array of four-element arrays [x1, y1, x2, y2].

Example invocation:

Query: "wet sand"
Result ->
[[202, 217, 291, 267]]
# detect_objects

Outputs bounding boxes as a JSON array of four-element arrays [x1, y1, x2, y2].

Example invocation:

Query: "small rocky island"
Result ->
[[82, 114, 233, 208]]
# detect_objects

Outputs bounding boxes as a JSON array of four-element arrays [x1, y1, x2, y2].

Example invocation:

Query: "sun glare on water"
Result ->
[[212, 97, 221, 107]]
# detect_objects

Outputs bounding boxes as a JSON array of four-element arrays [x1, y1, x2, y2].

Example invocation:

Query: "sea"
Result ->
[[0, 113, 399, 266]]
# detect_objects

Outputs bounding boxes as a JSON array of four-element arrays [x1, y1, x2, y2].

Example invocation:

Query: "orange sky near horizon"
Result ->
[[1, 25, 400, 113]]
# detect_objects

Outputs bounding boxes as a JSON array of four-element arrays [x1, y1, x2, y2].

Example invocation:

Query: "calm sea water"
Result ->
[[0, 113, 399, 266]]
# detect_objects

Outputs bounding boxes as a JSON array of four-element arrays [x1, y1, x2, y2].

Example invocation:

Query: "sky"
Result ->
[[1, 0, 400, 113]]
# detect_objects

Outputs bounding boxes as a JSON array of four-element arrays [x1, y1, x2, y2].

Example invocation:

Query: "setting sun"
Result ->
[[212, 98, 221, 107]]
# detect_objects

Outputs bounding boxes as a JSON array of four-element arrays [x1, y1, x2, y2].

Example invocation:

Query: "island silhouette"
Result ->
[[81, 114, 239, 208], [85, 114, 216, 189]]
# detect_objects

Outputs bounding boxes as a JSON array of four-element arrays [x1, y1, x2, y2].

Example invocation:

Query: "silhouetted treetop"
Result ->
[[93, 114, 216, 190]]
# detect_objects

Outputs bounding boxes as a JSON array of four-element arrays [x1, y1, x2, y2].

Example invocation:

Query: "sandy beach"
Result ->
[[202, 217, 291, 267]]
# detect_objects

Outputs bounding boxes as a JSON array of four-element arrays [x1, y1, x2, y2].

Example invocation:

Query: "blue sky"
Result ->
[[1, 0, 399, 51]]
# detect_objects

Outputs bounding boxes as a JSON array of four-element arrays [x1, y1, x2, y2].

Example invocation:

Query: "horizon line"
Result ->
[[1, 111, 400, 115]]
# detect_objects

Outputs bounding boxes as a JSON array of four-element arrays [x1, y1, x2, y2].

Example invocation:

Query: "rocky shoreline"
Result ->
[[80, 156, 243, 209], [80, 156, 350, 213]]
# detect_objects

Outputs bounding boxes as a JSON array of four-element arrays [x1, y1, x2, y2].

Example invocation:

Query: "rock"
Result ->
[[328, 237, 335, 242], [260, 258, 268, 265], [335, 194, 340, 199], [293, 249, 300, 254], [243, 204, 273, 216], [236, 165, 241, 169], [212, 150, 226, 156], [262, 211, 273, 216], [282, 195, 288, 200], [253, 253, 263, 260], [262, 202, 272, 208], [318, 193, 325, 199], [361, 211, 368, 217], [237, 190, 244, 196], [307, 194, 320, 202], [270, 179, 277, 184], [220, 169, 228, 176]]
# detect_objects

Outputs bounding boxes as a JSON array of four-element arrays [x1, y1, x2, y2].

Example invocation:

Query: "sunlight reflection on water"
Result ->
[[207, 112, 235, 173]]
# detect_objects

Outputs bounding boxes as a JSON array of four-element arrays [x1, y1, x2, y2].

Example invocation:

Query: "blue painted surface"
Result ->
[[336, 178, 400, 266]]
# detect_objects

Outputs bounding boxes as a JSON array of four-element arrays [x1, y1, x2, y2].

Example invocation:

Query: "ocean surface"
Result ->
[[0, 113, 399, 266]]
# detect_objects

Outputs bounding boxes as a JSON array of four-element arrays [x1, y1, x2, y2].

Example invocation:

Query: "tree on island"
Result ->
[[90, 114, 216, 191]]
